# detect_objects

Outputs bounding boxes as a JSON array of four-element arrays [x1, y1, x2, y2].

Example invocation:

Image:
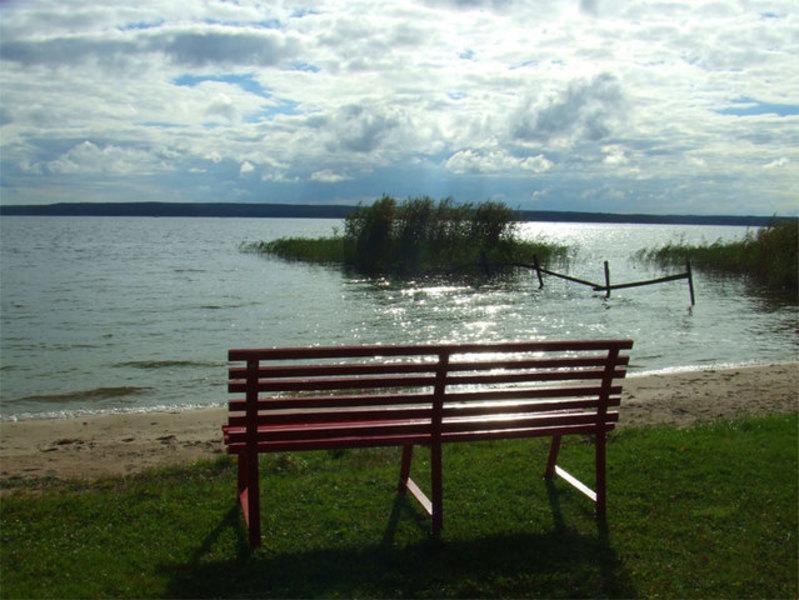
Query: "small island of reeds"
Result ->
[[244, 196, 569, 276], [636, 219, 798, 294]]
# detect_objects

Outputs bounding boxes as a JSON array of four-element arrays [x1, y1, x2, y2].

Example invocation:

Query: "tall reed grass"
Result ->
[[247, 196, 568, 276], [636, 220, 798, 293]]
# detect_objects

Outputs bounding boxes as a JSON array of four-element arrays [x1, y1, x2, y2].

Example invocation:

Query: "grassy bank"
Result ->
[[244, 196, 569, 276], [2, 414, 796, 598], [636, 220, 798, 293]]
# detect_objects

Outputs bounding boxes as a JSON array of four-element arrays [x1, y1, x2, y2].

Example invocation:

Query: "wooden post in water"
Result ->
[[532, 255, 544, 289], [603, 261, 611, 299], [686, 260, 695, 306]]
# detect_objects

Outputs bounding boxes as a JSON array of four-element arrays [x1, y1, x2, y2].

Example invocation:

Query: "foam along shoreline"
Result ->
[[1, 362, 796, 484]]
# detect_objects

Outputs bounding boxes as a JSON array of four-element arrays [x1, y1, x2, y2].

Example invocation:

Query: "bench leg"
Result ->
[[237, 451, 247, 493], [543, 435, 562, 480], [237, 450, 261, 548], [431, 442, 443, 535], [398, 444, 413, 493], [595, 431, 607, 519]]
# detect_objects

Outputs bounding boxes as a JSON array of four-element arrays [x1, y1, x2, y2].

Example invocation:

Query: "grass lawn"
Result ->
[[1, 414, 796, 598]]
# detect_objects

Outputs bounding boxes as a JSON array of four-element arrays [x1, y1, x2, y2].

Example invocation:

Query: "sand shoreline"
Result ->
[[1, 362, 797, 484]]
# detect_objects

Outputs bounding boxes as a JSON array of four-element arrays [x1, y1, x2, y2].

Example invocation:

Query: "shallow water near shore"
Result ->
[[1, 216, 796, 419]]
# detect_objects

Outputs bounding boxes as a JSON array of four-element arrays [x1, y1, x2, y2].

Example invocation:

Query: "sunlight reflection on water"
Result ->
[[1, 217, 796, 418]]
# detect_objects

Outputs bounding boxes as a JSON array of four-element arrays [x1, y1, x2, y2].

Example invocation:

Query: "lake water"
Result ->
[[1, 217, 796, 419]]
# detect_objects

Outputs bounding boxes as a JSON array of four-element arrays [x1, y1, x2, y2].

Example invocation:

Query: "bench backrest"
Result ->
[[226, 339, 633, 452]]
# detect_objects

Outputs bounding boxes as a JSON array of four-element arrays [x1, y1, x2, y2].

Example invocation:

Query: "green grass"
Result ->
[[2, 414, 797, 598], [636, 220, 798, 293]]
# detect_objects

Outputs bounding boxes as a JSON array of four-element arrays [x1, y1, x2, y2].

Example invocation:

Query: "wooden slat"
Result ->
[[229, 361, 439, 379], [226, 386, 624, 413], [441, 397, 620, 418], [446, 355, 630, 372], [445, 369, 626, 386], [226, 397, 620, 428], [439, 411, 618, 434], [224, 423, 617, 454], [226, 419, 433, 443], [406, 477, 433, 515], [442, 385, 623, 403], [228, 339, 633, 361], [229, 355, 630, 380], [228, 406, 434, 427], [554, 465, 596, 501], [228, 391, 432, 412], [229, 374, 437, 394], [225, 411, 618, 445]]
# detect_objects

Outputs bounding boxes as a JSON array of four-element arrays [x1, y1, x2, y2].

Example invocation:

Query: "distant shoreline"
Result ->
[[1, 201, 794, 227]]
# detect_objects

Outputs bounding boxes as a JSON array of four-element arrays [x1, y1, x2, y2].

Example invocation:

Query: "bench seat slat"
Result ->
[[226, 397, 621, 427], [224, 422, 617, 454], [227, 385, 623, 412], [224, 411, 618, 444]]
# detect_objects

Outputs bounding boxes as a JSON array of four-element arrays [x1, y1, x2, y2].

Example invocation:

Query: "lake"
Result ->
[[1, 216, 796, 419]]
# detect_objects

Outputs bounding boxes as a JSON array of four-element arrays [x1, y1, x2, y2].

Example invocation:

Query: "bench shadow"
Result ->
[[160, 491, 636, 598]]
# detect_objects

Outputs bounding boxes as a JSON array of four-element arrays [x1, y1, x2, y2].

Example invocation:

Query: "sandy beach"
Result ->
[[1, 362, 796, 484]]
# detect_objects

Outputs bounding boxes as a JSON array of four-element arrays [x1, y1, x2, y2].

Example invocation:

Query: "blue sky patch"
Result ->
[[173, 73, 268, 96], [137, 121, 182, 128], [245, 100, 301, 122], [118, 20, 164, 31], [716, 97, 799, 117], [291, 62, 321, 73]]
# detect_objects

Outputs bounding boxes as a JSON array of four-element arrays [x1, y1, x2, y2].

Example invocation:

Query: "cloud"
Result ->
[[156, 28, 299, 67], [602, 145, 628, 165], [0, 0, 796, 215], [310, 169, 352, 183], [326, 104, 400, 153], [239, 160, 255, 175], [46, 141, 174, 175], [510, 74, 627, 146], [763, 157, 789, 170], [0, 26, 299, 69], [445, 148, 552, 175]]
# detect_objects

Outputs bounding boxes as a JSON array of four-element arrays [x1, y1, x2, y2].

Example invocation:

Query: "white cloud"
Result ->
[[602, 145, 628, 165], [46, 141, 173, 175], [310, 169, 351, 183], [763, 157, 789, 170], [445, 148, 552, 175], [0, 0, 796, 214]]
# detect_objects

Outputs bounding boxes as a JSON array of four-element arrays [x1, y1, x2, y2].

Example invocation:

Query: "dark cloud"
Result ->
[[510, 73, 626, 144], [579, 0, 599, 15], [327, 105, 399, 153], [0, 28, 298, 68], [0, 37, 139, 66], [156, 30, 298, 67], [0, 106, 12, 126]]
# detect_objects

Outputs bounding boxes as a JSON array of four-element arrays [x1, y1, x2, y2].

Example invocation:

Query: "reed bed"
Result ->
[[636, 220, 797, 293], [244, 196, 569, 276]]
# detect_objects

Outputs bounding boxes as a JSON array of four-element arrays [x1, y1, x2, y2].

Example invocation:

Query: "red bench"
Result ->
[[224, 339, 633, 547]]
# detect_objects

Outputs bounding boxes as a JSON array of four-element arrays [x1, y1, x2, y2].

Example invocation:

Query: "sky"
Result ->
[[0, 0, 797, 215]]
